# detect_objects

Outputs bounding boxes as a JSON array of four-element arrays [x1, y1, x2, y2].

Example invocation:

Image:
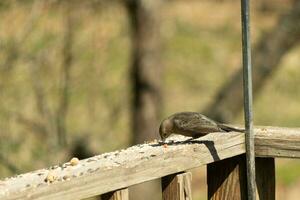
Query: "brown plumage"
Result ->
[[159, 112, 244, 141]]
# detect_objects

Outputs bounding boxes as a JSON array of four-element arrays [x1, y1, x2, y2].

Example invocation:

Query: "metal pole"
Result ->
[[241, 0, 256, 199]]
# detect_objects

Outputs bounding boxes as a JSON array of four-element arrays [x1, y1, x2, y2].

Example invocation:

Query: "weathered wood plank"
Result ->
[[255, 127, 300, 158], [0, 132, 245, 200], [207, 155, 247, 200], [256, 158, 275, 200], [161, 172, 192, 200], [101, 188, 129, 200], [0, 126, 299, 200], [207, 156, 276, 200]]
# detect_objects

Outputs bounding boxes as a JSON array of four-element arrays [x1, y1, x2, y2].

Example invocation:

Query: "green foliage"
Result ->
[[277, 160, 300, 186]]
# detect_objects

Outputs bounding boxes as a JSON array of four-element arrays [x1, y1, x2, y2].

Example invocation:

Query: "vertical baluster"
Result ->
[[101, 188, 129, 200], [161, 172, 192, 200]]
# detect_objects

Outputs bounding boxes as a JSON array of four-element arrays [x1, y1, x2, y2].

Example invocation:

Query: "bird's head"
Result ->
[[159, 118, 174, 142]]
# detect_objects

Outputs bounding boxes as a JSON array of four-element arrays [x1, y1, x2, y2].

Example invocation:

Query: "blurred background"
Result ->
[[1, 0, 300, 199]]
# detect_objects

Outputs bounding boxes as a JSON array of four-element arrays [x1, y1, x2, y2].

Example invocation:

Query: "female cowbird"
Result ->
[[159, 112, 244, 141]]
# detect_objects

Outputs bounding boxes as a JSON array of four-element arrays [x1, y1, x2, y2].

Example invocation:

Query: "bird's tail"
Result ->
[[218, 123, 245, 132]]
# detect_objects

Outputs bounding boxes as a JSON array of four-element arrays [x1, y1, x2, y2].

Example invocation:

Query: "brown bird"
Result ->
[[159, 112, 244, 142]]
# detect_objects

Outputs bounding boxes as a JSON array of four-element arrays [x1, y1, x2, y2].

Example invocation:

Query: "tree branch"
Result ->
[[203, 1, 300, 122]]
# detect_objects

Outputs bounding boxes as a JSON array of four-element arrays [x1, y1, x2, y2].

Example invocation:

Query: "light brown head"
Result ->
[[159, 117, 174, 142]]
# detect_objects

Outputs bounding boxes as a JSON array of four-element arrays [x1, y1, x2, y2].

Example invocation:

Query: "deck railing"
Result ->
[[1, 126, 300, 200]]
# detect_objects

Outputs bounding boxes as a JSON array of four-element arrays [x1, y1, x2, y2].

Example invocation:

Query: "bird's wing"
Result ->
[[173, 113, 221, 133]]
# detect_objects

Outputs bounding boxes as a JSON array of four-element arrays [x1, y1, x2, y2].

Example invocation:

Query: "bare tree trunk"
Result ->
[[125, 0, 163, 144], [203, 1, 300, 122], [125, 1, 163, 200]]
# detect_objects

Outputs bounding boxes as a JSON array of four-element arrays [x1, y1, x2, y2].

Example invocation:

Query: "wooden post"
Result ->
[[101, 188, 129, 200], [207, 155, 275, 200], [207, 155, 247, 200], [256, 158, 275, 200], [161, 172, 192, 200]]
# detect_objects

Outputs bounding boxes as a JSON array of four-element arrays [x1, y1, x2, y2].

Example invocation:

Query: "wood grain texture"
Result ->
[[207, 155, 247, 200], [0, 126, 299, 200], [161, 172, 192, 200], [101, 188, 129, 200], [255, 127, 300, 158], [207, 156, 276, 200], [0, 132, 245, 200]]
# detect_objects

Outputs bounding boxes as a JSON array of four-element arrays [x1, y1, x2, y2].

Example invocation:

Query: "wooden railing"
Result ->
[[1, 126, 300, 200]]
